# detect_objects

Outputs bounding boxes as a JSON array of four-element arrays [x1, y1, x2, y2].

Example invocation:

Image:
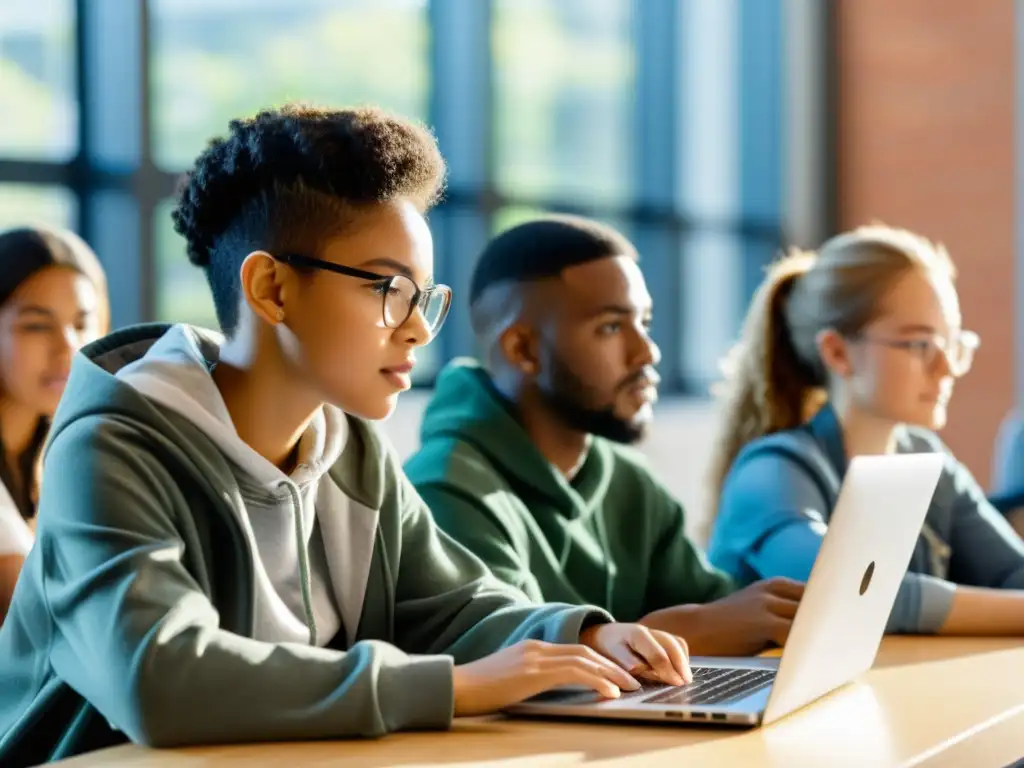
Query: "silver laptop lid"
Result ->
[[761, 452, 945, 724]]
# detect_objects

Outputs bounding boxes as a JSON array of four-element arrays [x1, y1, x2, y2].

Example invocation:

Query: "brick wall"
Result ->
[[835, 0, 1016, 484]]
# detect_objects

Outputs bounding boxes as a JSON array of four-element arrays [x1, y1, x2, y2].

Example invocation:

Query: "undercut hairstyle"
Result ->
[[468, 215, 637, 306], [468, 216, 637, 361], [171, 104, 446, 335]]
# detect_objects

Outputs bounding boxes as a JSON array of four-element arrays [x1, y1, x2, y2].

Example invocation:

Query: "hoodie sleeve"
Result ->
[[36, 414, 554, 749], [391, 471, 613, 660], [942, 452, 1024, 590], [643, 488, 735, 611]]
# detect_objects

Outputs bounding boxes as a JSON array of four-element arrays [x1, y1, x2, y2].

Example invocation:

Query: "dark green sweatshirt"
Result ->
[[404, 359, 734, 623], [0, 326, 611, 766]]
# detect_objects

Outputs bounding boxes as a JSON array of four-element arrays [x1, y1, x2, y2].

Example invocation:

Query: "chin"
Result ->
[[927, 404, 949, 431], [627, 427, 649, 445], [322, 373, 406, 420], [616, 403, 652, 427], [345, 394, 400, 421], [613, 418, 650, 445], [34, 395, 63, 418], [899, 403, 947, 432]]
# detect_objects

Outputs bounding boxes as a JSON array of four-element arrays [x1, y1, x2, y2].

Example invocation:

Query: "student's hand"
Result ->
[[452, 639, 643, 717], [642, 577, 804, 657], [578, 623, 691, 687]]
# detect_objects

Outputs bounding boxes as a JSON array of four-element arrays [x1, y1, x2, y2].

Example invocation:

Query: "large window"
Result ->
[[0, 0, 816, 395], [0, 183, 75, 230], [0, 0, 77, 161], [149, 0, 429, 170], [492, 206, 552, 236], [492, 0, 634, 206]]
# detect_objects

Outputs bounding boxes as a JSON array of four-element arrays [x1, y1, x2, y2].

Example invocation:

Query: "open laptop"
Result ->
[[506, 452, 945, 728]]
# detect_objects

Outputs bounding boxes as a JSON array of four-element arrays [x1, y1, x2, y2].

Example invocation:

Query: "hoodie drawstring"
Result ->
[[284, 482, 318, 647]]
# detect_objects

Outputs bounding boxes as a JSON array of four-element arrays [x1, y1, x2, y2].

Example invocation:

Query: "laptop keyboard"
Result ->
[[523, 665, 776, 708], [639, 666, 776, 707]]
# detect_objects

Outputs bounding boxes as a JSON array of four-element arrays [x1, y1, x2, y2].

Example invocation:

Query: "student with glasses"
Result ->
[[704, 225, 1024, 636], [0, 105, 691, 765]]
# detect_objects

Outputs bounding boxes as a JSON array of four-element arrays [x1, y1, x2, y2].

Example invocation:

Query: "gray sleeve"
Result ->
[[945, 458, 1024, 590], [886, 573, 956, 634], [38, 416, 458, 748]]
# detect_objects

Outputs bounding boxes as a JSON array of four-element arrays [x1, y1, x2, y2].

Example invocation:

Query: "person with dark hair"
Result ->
[[0, 107, 690, 765], [705, 225, 1024, 636], [405, 215, 804, 659], [0, 226, 108, 622]]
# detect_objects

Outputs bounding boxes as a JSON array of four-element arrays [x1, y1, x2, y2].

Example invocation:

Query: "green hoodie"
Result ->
[[0, 325, 611, 766], [404, 359, 734, 623]]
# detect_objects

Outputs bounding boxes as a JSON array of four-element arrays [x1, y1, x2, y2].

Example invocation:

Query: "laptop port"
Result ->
[[691, 712, 707, 720], [664, 711, 684, 719], [711, 713, 727, 722]]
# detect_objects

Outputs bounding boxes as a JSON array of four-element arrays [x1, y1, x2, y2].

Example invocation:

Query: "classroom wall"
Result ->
[[835, 0, 1016, 483]]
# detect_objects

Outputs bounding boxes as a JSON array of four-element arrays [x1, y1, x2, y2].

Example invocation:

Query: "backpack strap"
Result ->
[[738, 429, 843, 518]]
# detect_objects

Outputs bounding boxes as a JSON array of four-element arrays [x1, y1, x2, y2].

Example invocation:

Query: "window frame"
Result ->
[[0, 0, 832, 394]]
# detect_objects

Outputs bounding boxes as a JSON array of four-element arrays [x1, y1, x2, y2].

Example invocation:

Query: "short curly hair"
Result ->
[[172, 104, 446, 335]]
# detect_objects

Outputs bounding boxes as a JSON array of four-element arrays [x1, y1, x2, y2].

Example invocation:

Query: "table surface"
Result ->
[[52, 636, 1024, 768]]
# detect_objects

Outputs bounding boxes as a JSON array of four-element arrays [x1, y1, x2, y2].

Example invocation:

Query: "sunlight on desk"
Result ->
[[372, 756, 582, 768], [51, 637, 1024, 768]]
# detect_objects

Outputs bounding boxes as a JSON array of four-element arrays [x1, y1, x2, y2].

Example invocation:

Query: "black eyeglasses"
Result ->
[[276, 253, 452, 338]]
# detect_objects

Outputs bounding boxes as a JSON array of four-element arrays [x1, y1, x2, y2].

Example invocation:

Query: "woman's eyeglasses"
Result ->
[[860, 329, 980, 377], [275, 253, 452, 338]]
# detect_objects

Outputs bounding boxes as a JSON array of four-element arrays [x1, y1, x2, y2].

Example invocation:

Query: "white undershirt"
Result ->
[[0, 479, 33, 557]]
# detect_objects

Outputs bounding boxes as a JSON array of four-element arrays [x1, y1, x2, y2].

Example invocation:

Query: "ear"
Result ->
[[815, 327, 854, 380], [239, 251, 288, 326], [498, 323, 541, 376]]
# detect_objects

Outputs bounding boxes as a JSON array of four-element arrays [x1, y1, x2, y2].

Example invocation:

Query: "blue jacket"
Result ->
[[707, 404, 1024, 633]]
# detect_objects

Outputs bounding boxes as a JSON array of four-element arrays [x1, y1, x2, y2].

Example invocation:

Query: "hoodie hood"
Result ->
[[115, 324, 347, 492], [418, 358, 613, 520], [53, 323, 388, 507]]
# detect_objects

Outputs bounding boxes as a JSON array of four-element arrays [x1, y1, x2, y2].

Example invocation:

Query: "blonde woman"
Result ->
[[705, 225, 1024, 636]]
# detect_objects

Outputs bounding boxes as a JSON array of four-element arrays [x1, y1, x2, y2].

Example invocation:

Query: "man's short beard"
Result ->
[[536, 352, 647, 444]]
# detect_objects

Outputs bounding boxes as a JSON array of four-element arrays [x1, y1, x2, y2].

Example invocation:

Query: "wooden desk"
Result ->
[[53, 637, 1023, 768]]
